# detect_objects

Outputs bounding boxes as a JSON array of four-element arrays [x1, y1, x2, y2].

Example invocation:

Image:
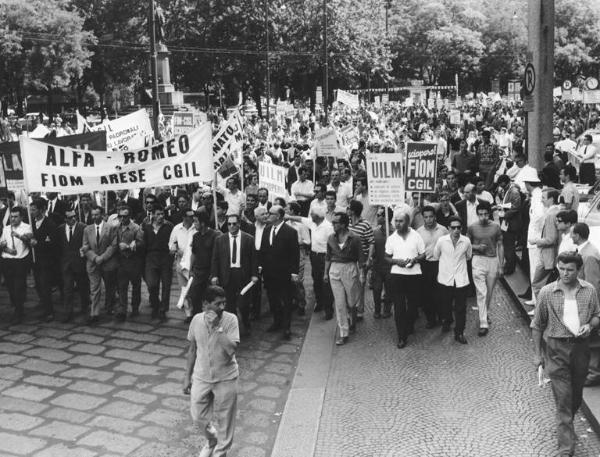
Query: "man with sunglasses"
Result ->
[[170, 207, 197, 323], [433, 216, 472, 344]]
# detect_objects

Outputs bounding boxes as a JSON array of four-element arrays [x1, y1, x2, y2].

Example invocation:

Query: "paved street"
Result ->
[[0, 276, 309, 457], [314, 282, 600, 457]]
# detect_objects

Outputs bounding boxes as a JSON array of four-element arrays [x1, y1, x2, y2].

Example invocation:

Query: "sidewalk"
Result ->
[[274, 272, 600, 456]]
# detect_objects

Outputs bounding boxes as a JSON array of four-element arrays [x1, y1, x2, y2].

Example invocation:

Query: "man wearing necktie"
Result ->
[[259, 205, 300, 340], [577, 134, 597, 186], [58, 209, 89, 323], [210, 214, 258, 336]]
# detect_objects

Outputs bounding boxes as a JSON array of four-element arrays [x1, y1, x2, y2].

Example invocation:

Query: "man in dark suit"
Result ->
[[286, 154, 302, 194], [46, 192, 69, 226], [58, 209, 90, 322], [454, 183, 483, 235], [30, 197, 59, 321], [81, 206, 118, 325], [210, 214, 258, 334], [259, 205, 299, 340], [541, 148, 562, 190], [117, 190, 143, 223]]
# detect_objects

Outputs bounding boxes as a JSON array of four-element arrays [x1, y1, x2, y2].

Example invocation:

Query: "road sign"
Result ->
[[562, 80, 572, 90], [524, 64, 536, 95], [586, 77, 599, 90]]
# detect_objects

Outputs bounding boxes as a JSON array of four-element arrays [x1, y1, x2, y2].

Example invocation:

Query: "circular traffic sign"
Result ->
[[524, 63, 536, 95], [586, 77, 599, 90], [562, 80, 572, 90]]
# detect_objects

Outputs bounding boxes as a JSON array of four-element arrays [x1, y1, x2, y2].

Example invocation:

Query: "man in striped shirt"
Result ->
[[348, 199, 374, 321]]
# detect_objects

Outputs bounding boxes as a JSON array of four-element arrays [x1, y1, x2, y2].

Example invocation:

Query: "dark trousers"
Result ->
[[390, 274, 421, 342], [145, 255, 173, 313], [439, 283, 468, 336], [33, 262, 54, 315], [224, 268, 250, 327], [372, 266, 392, 315], [117, 259, 142, 314], [3, 258, 29, 316], [265, 277, 292, 331], [421, 261, 440, 324], [103, 269, 118, 312], [502, 229, 518, 274], [297, 200, 310, 217], [545, 337, 590, 456], [310, 252, 333, 316], [62, 265, 90, 314], [190, 269, 210, 315]]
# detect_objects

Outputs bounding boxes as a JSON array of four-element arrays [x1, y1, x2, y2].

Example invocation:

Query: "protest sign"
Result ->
[[259, 162, 287, 201], [382, 93, 389, 105], [316, 86, 323, 105], [212, 110, 245, 172], [366, 153, 404, 206], [553, 87, 562, 97], [336, 89, 360, 109], [340, 125, 358, 147], [92, 109, 153, 151], [572, 87, 582, 101], [583, 90, 600, 104], [449, 110, 461, 125], [20, 123, 213, 194], [405, 142, 438, 192], [0, 131, 107, 192], [315, 128, 342, 158], [172, 112, 196, 135]]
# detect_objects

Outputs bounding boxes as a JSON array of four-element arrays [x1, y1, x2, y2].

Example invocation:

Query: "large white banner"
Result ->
[[92, 109, 154, 151], [336, 89, 360, 109], [258, 162, 287, 202], [213, 110, 244, 171], [366, 153, 405, 206], [20, 123, 213, 195]]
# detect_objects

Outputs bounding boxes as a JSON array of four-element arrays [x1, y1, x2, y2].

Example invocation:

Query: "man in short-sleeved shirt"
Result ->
[[184, 285, 239, 457]]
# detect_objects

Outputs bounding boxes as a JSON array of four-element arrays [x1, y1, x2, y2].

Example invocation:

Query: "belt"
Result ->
[[311, 251, 326, 256], [552, 336, 589, 343]]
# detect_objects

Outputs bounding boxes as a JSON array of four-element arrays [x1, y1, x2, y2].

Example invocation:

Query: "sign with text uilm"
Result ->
[[405, 142, 438, 192], [258, 162, 287, 202], [366, 153, 404, 206], [20, 123, 213, 195]]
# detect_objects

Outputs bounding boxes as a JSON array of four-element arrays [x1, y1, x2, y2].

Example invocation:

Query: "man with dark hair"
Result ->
[[475, 129, 500, 188], [116, 206, 144, 321], [468, 202, 503, 336], [30, 197, 59, 321], [189, 209, 220, 314], [210, 213, 258, 335], [169, 207, 196, 323], [417, 205, 448, 328], [433, 215, 472, 343], [285, 202, 310, 316], [571, 223, 600, 299], [143, 194, 157, 224], [576, 134, 597, 186], [183, 285, 240, 457], [257, 187, 272, 211], [82, 205, 118, 325], [348, 199, 374, 321], [531, 252, 600, 456], [541, 149, 562, 190], [370, 207, 393, 319], [309, 183, 327, 215], [1, 206, 32, 324], [58, 209, 89, 323], [143, 206, 174, 321], [216, 201, 229, 233], [354, 177, 377, 226], [560, 165, 579, 211], [497, 173, 522, 275], [290, 166, 314, 216], [324, 190, 338, 222]]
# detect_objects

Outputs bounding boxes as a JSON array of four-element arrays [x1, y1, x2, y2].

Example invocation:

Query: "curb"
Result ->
[[271, 313, 336, 457]]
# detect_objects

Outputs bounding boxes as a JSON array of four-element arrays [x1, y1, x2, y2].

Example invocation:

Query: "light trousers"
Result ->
[[472, 255, 499, 329], [329, 262, 360, 338]]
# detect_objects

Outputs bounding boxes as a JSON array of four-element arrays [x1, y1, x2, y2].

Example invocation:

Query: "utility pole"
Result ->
[[149, 0, 160, 140], [265, 0, 270, 120], [527, 0, 554, 170], [323, 0, 328, 124]]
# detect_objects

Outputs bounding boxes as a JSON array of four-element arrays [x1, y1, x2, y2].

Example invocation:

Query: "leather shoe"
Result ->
[[266, 324, 281, 332], [382, 312, 392, 319], [86, 316, 99, 326], [478, 328, 489, 337], [158, 311, 167, 322], [397, 340, 407, 349], [10, 313, 23, 325], [283, 330, 291, 340], [373, 312, 382, 319], [43, 313, 55, 323], [313, 305, 323, 312], [61, 313, 73, 324], [441, 323, 451, 333], [335, 336, 348, 345], [115, 313, 126, 322], [324, 313, 333, 321], [454, 334, 468, 344]]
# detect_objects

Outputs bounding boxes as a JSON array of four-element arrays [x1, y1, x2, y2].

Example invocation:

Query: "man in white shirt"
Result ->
[[433, 215, 472, 344], [0, 206, 32, 324], [286, 205, 334, 320], [285, 202, 311, 315], [169, 208, 196, 323], [327, 170, 352, 211], [220, 177, 245, 216], [385, 210, 425, 348], [309, 183, 327, 216], [290, 166, 314, 217]]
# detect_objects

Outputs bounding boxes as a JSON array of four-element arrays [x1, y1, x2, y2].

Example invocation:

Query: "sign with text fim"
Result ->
[[20, 123, 213, 195], [366, 153, 405, 206], [259, 161, 287, 202], [405, 142, 438, 193]]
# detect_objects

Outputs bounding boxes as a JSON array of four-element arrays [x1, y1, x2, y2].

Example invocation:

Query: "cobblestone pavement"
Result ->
[[314, 282, 600, 457], [0, 275, 310, 457]]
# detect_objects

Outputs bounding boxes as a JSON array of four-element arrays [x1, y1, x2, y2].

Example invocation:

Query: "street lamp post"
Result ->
[[323, 0, 328, 124], [265, 0, 271, 120]]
